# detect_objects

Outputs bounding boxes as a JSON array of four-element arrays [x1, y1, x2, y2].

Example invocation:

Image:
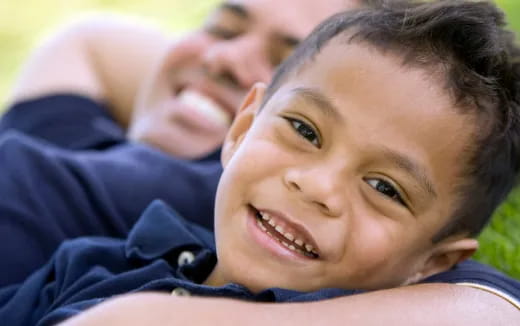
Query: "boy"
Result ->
[[1, 0, 519, 324]]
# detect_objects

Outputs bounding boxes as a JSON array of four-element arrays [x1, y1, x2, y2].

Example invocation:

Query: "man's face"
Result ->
[[208, 41, 477, 292], [130, 0, 355, 158]]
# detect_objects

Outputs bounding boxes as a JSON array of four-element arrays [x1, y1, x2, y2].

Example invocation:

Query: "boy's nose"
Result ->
[[283, 165, 346, 218], [202, 36, 272, 90]]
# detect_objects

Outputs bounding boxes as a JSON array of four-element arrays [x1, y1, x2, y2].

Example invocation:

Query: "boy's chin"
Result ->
[[206, 263, 419, 294], [205, 263, 322, 294], [234, 270, 426, 294]]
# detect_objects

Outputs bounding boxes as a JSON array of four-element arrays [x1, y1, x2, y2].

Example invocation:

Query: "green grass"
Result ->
[[475, 189, 520, 278], [0, 1, 519, 279], [472, 0, 520, 280]]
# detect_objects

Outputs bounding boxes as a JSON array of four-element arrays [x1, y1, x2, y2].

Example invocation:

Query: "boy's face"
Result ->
[[208, 41, 478, 292]]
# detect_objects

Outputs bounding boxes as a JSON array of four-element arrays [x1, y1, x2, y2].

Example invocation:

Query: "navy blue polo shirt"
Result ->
[[0, 95, 222, 286], [0, 94, 518, 323], [0, 200, 518, 326]]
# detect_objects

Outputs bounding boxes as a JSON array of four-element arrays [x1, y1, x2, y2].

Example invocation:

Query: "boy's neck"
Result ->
[[203, 263, 227, 288]]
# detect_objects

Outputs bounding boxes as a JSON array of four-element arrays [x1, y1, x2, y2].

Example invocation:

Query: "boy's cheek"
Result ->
[[227, 137, 292, 178], [330, 221, 424, 289]]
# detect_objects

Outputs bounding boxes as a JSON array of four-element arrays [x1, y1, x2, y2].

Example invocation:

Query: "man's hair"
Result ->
[[263, 0, 520, 242]]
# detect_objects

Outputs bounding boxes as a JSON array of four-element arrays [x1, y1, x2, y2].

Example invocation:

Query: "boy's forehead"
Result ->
[[283, 40, 459, 118]]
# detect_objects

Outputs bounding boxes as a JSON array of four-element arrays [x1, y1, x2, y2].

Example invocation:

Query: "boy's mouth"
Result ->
[[251, 206, 320, 259]]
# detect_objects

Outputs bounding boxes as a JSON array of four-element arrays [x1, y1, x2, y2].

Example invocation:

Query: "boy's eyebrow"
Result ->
[[219, 2, 249, 19], [291, 87, 342, 120], [380, 147, 438, 199]]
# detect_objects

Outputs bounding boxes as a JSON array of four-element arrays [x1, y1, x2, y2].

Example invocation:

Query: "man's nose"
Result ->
[[202, 36, 272, 90], [283, 163, 347, 218]]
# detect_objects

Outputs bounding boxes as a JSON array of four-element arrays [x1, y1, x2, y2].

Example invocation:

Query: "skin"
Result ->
[[60, 288, 520, 326], [128, 0, 356, 158], [206, 41, 478, 292]]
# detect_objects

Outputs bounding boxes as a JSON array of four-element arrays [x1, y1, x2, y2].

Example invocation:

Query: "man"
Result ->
[[7, 0, 350, 158]]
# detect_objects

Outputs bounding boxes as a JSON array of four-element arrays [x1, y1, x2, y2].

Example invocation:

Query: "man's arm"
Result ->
[[7, 15, 170, 126], [61, 284, 519, 326]]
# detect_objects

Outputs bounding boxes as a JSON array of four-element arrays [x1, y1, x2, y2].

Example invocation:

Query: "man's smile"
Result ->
[[177, 89, 232, 128]]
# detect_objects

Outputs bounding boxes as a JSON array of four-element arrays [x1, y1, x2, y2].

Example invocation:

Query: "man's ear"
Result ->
[[221, 83, 266, 167], [407, 237, 478, 285]]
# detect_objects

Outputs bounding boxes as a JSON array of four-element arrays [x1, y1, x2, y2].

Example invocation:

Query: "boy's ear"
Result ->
[[407, 237, 478, 285], [221, 83, 266, 167]]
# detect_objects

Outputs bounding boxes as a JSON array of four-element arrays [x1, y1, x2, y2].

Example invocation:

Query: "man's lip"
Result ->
[[175, 83, 238, 118], [250, 204, 321, 258]]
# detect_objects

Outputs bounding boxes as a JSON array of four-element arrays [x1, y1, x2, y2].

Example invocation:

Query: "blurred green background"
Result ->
[[0, 0, 519, 279]]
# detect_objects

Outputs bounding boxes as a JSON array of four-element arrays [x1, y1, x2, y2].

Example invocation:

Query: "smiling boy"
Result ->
[[206, 45, 478, 292], [1, 0, 519, 324], [205, 0, 520, 292]]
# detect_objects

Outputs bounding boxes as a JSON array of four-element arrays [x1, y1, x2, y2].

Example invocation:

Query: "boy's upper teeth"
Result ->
[[284, 232, 294, 241], [257, 210, 318, 256]]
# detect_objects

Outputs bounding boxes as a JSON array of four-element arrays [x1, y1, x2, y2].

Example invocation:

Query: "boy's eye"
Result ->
[[366, 178, 406, 206], [285, 117, 321, 148]]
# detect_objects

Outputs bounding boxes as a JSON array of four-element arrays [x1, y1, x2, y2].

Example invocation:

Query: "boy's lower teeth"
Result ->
[[255, 214, 318, 259]]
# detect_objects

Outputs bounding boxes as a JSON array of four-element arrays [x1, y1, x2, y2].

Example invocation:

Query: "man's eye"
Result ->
[[205, 25, 239, 40], [270, 44, 297, 67], [286, 117, 321, 147], [366, 178, 406, 206]]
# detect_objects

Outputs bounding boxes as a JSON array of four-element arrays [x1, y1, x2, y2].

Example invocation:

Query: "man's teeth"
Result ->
[[255, 211, 318, 258], [177, 89, 232, 127]]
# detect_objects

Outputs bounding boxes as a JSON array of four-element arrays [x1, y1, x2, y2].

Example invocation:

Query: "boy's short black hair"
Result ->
[[263, 0, 520, 242]]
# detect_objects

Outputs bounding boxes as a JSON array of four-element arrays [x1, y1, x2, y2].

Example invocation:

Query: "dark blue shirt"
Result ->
[[0, 95, 518, 323], [0, 95, 221, 286], [1, 200, 518, 326]]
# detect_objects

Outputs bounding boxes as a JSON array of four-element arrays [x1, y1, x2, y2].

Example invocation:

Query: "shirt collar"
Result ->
[[125, 200, 215, 260]]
